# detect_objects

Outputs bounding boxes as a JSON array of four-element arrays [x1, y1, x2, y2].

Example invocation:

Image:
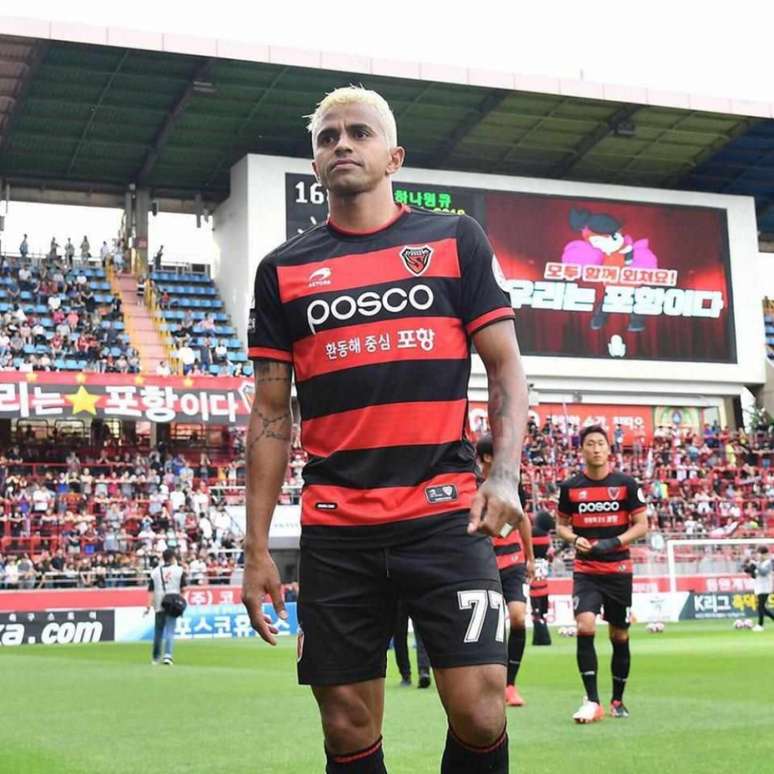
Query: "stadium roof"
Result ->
[[2, 18, 774, 235]]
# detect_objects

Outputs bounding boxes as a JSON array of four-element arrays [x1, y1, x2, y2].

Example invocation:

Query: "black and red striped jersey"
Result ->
[[558, 472, 646, 576], [248, 204, 515, 546]]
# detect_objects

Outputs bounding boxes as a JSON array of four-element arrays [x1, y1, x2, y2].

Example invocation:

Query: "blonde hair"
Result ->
[[306, 85, 398, 148]]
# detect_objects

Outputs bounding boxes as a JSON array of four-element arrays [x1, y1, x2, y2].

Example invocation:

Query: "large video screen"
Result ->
[[285, 174, 737, 363]]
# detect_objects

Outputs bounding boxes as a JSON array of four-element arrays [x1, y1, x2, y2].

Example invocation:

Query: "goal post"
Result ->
[[666, 537, 774, 595]]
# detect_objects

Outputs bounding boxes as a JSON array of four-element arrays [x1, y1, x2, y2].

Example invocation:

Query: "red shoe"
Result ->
[[505, 684, 525, 707]]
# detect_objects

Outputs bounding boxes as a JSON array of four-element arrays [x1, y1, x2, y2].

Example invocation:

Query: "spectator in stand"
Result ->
[[64, 238, 75, 267], [19, 234, 29, 259], [156, 360, 171, 376], [99, 241, 110, 266], [18, 263, 31, 292], [80, 236, 91, 261], [199, 336, 213, 371], [4, 556, 19, 589], [213, 339, 228, 365], [176, 339, 196, 376], [153, 245, 164, 272]]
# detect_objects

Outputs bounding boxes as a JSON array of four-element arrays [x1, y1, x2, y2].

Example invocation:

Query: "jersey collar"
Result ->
[[327, 204, 409, 236]]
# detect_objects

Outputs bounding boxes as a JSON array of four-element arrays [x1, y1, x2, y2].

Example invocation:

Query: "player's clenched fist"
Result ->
[[468, 474, 524, 537]]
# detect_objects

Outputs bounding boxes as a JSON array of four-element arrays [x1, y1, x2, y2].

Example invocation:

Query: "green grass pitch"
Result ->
[[1, 621, 772, 773]]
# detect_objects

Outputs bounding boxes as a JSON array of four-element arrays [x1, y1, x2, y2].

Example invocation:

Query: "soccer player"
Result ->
[[241, 86, 528, 773], [476, 433, 533, 707], [529, 510, 555, 647], [747, 546, 774, 631], [557, 425, 648, 723]]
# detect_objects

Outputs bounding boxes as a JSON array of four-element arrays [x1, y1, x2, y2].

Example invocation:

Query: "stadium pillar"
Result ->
[[0, 418, 10, 445], [133, 188, 151, 276]]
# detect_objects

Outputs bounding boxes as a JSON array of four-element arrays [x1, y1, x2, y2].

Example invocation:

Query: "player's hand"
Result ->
[[525, 558, 535, 584], [468, 473, 524, 537], [574, 537, 593, 554], [241, 551, 287, 646], [587, 537, 622, 558]]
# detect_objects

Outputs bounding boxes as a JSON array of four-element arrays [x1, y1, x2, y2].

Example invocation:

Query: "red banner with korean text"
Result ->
[[0, 373, 253, 425], [469, 402, 654, 444]]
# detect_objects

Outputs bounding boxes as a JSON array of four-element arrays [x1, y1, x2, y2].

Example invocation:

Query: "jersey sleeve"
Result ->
[[247, 257, 293, 363], [627, 477, 647, 515], [558, 483, 571, 518], [456, 215, 516, 336]]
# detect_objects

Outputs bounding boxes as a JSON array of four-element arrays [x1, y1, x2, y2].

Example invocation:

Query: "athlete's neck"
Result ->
[[584, 463, 611, 481], [327, 187, 400, 234]]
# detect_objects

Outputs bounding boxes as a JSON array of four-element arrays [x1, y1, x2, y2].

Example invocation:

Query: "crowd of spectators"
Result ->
[[0, 245, 138, 373], [519, 414, 774, 538], [0, 432, 246, 588]]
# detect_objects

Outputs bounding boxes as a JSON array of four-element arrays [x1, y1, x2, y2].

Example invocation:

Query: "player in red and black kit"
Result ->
[[241, 86, 528, 774], [529, 511, 555, 647], [476, 433, 533, 707], [557, 425, 648, 724]]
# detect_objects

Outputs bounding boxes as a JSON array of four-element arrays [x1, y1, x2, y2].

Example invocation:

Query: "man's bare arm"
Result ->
[[468, 320, 528, 537], [557, 511, 591, 553], [617, 508, 649, 547], [242, 359, 293, 645]]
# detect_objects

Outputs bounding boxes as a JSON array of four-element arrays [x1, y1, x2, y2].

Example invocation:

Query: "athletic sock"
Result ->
[[611, 638, 631, 702], [576, 634, 600, 704], [325, 737, 386, 773], [507, 627, 526, 685], [441, 726, 508, 773]]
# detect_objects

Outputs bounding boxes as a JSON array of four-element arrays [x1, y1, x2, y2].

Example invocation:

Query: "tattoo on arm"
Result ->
[[246, 361, 292, 464], [487, 378, 519, 486]]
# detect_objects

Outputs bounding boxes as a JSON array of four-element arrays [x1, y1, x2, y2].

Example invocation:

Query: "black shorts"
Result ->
[[573, 573, 632, 629], [499, 564, 527, 605], [297, 513, 507, 686]]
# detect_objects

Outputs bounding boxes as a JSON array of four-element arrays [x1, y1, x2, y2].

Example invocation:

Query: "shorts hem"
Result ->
[[299, 667, 387, 687], [428, 653, 507, 670]]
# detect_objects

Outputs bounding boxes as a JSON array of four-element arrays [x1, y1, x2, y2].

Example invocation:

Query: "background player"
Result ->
[[745, 546, 774, 631], [241, 86, 528, 774], [557, 425, 648, 723], [476, 433, 534, 707], [530, 510, 555, 646]]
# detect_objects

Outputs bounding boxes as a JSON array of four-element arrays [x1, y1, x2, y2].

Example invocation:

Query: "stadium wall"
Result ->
[[1, 581, 768, 647], [215, 154, 765, 405]]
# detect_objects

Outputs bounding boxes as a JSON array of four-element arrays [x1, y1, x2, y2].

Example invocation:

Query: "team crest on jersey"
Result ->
[[608, 487, 621, 500], [400, 244, 433, 276]]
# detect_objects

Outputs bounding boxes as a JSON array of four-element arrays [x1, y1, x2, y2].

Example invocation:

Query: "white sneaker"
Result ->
[[753, 625, 764, 632], [572, 697, 604, 724], [162, 656, 174, 665]]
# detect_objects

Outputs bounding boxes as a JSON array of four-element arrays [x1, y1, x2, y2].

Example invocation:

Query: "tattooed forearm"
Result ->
[[246, 409, 292, 465], [487, 376, 520, 482]]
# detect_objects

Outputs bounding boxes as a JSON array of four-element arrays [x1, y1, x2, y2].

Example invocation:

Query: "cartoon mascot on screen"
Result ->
[[561, 208, 658, 333]]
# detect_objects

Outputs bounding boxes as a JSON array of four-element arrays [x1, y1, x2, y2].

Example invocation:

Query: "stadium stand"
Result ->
[[148, 270, 253, 377], [0, 251, 136, 373], [764, 298, 774, 361]]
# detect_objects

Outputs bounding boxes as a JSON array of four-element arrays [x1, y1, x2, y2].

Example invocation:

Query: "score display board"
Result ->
[[285, 173, 736, 363]]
